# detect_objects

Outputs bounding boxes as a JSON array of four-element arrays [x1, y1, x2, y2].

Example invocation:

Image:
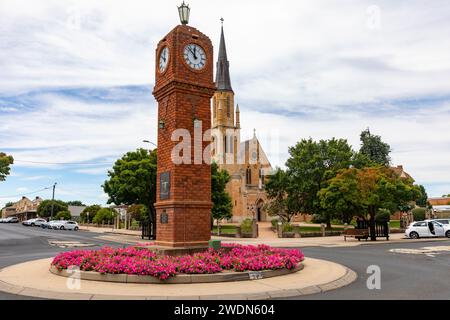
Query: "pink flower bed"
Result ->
[[51, 244, 304, 280]]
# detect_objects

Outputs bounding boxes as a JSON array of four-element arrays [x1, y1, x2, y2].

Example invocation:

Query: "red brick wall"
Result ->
[[153, 25, 215, 247]]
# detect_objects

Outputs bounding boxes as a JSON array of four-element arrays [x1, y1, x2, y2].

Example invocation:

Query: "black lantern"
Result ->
[[159, 119, 165, 129], [177, 1, 190, 25]]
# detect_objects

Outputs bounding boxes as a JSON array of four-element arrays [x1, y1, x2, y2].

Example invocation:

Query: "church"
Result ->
[[211, 25, 273, 223]]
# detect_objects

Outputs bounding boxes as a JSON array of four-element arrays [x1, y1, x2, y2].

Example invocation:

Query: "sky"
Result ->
[[1, 0, 450, 208]]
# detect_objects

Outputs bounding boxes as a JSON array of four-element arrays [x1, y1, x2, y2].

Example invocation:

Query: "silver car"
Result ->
[[52, 220, 79, 231]]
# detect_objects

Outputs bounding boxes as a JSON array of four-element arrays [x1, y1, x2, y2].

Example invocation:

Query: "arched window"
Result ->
[[246, 167, 252, 185], [223, 135, 227, 153], [226, 96, 231, 118]]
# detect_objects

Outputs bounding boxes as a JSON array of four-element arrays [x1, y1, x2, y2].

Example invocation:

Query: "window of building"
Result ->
[[226, 96, 231, 118], [246, 167, 252, 185]]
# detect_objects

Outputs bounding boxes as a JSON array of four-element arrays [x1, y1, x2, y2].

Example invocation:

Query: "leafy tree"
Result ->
[[412, 207, 426, 221], [102, 148, 157, 234], [358, 128, 391, 166], [0, 152, 14, 182], [415, 185, 429, 207], [442, 194, 450, 198], [211, 162, 232, 234], [375, 208, 391, 222], [66, 201, 86, 206], [127, 204, 148, 223], [265, 168, 297, 222], [37, 200, 68, 218], [55, 210, 72, 220], [320, 167, 421, 240], [284, 138, 354, 228], [93, 208, 117, 225], [80, 205, 102, 223]]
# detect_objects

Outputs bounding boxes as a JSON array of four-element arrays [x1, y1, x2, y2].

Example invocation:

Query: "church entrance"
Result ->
[[256, 199, 265, 222]]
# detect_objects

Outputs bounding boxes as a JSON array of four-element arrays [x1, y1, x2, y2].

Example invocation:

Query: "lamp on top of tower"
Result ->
[[177, 1, 190, 25]]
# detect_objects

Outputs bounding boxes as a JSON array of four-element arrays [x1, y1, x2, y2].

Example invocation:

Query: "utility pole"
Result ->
[[50, 182, 57, 220]]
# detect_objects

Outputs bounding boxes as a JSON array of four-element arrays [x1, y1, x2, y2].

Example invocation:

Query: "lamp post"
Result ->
[[50, 182, 57, 220], [142, 140, 157, 149], [177, 1, 190, 25]]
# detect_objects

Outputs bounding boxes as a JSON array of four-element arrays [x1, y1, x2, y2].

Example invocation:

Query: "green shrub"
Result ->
[[282, 222, 293, 233], [412, 207, 426, 221], [271, 219, 279, 228], [240, 218, 253, 233], [93, 208, 117, 224], [55, 210, 71, 220], [375, 208, 391, 222]]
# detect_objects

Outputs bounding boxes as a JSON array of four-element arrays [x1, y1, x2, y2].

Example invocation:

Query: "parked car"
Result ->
[[4, 217, 19, 223], [23, 218, 38, 226], [432, 219, 450, 225], [405, 220, 450, 239], [0, 218, 5, 223], [51, 220, 79, 231], [41, 220, 61, 229]]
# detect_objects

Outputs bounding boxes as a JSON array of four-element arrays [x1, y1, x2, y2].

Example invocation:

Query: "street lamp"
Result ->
[[177, 1, 190, 25], [143, 140, 157, 148]]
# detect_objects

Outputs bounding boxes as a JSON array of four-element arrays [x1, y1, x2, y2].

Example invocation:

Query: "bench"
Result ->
[[344, 228, 369, 241]]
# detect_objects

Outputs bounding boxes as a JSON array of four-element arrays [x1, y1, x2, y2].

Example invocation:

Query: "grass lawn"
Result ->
[[390, 220, 400, 229], [212, 225, 237, 234], [296, 226, 346, 233]]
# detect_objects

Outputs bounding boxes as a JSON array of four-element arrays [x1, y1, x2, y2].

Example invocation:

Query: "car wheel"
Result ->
[[31, 223, 35, 227], [74, 227, 79, 231], [410, 231, 419, 239], [60, 226, 65, 230], [446, 231, 450, 238]]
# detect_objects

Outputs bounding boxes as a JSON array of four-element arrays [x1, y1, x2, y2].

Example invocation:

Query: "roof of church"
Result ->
[[215, 26, 233, 92]]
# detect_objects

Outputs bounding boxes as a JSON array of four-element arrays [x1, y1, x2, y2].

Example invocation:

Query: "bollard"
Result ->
[[277, 221, 283, 238], [320, 223, 326, 237]]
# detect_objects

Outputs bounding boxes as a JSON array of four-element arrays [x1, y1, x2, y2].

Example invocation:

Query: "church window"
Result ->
[[246, 167, 252, 185], [224, 135, 227, 153], [226, 96, 231, 118]]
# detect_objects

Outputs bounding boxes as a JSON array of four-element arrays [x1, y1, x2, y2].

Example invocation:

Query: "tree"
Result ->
[[320, 166, 421, 240], [102, 148, 157, 234], [415, 185, 429, 207], [358, 128, 391, 166], [93, 208, 117, 225], [284, 138, 354, 228], [37, 200, 68, 218], [1, 202, 14, 210], [127, 204, 148, 223], [55, 210, 72, 220], [211, 162, 232, 234], [0, 152, 14, 182], [265, 168, 297, 222], [412, 207, 426, 221], [66, 201, 86, 206], [80, 205, 101, 223]]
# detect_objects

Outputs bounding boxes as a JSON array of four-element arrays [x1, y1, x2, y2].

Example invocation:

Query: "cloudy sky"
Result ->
[[1, 0, 449, 207]]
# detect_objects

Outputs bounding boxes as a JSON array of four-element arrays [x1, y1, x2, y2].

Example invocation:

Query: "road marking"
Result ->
[[389, 246, 450, 255], [48, 240, 95, 248]]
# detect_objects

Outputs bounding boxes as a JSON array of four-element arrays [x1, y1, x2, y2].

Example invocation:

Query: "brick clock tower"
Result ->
[[152, 3, 215, 248]]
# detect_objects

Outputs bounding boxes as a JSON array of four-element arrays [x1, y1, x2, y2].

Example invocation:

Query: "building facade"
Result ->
[[1, 196, 43, 221], [211, 25, 272, 223]]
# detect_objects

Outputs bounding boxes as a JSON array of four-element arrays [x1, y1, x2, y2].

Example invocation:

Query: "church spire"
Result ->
[[215, 19, 233, 92]]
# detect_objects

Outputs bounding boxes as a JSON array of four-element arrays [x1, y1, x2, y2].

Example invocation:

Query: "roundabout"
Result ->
[[0, 257, 356, 300]]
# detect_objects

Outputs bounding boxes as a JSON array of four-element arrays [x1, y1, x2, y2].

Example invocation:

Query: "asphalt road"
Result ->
[[1, 223, 450, 300]]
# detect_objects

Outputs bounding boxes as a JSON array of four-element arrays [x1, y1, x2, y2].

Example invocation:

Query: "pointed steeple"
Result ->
[[215, 20, 233, 92]]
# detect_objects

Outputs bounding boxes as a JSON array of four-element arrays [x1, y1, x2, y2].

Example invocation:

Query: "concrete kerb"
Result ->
[[0, 258, 357, 300]]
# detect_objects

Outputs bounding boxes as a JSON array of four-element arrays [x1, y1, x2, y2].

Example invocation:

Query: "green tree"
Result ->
[[55, 210, 72, 220], [102, 148, 157, 233], [0, 152, 14, 182], [37, 200, 68, 219], [358, 128, 391, 166], [412, 207, 426, 221], [285, 138, 354, 228], [320, 167, 421, 240], [127, 204, 148, 223], [265, 168, 297, 222], [415, 185, 429, 207], [66, 200, 86, 206], [80, 205, 101, 223], [93, 208, 117, 225], [211, 162, 232, 234]]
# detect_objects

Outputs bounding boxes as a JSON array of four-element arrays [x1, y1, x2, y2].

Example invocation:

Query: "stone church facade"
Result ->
[[211, 26, 273, 223]]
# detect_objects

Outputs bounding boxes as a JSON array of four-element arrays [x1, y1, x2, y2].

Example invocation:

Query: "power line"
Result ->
[[0, 186, 52, 199]]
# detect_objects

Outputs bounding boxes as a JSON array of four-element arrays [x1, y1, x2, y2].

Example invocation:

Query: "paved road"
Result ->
[[1, 223, 449, 300], [0, 223, 123, 300]]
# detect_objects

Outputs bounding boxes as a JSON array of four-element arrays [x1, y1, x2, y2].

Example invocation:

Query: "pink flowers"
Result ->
[[51, 244, 304, 280]]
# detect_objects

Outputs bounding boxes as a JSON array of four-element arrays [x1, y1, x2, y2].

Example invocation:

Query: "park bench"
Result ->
[[343, 228, 369, 241]]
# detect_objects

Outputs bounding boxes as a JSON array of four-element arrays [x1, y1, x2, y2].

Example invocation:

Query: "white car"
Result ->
[[22, 218, 47, 226], [405, 220, 450, 239], [41, 220, 61, 229], [51, 220, 79, 231]]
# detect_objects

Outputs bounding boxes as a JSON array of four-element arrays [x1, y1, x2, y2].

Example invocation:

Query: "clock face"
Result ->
[[183, 44, 206, 70], [159, 47, 169, 72]]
